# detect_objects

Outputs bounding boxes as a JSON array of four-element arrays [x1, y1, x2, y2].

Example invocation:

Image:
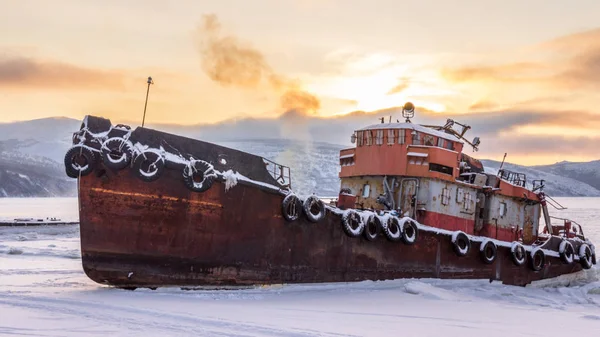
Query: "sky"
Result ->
[[1, 0, 600, 165]]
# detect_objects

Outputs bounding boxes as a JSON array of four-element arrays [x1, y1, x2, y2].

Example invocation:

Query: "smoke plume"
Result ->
[[196, 14, 320, 115]]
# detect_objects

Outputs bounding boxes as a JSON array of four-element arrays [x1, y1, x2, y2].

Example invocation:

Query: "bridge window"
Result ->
[[445, 140, 453, 150], [412, 131, 421, 145], [376, 130, 384, 145], [387, 129, 395, 145], [423, 134, 435, 146], [357, 131, 363, 146], [366, 131, 373, 145], [398, 129, 406, 144], [437, 138, 444, 148]]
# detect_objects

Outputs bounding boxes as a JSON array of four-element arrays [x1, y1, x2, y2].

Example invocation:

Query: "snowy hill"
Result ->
[[481, 160, 600, 197], [0, 140, 76, 197], [215, 139, 344, 197], [0, 117, 599, 197], [532, 160, 600, 192]]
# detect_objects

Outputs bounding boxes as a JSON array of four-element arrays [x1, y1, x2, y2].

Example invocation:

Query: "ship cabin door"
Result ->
[[398, 178, 418, 218]]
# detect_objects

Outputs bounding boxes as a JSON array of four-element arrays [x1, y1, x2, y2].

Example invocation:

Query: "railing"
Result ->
[[498, 169, 527, 187], [546, 216, 585, 239], [263, 158, 291, 188]]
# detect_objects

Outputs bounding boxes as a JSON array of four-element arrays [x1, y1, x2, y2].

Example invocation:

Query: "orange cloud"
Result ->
[[0, 57, 126, 90], [386, 79, 409, 95], [441, 27, 600, 91]]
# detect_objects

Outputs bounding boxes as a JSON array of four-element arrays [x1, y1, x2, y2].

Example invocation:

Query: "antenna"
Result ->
[[498, 153, 507, 175], [142, 76, 154, 127]]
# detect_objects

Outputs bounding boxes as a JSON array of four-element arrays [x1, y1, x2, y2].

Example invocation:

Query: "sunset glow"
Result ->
[[1, 0, 600, 164]]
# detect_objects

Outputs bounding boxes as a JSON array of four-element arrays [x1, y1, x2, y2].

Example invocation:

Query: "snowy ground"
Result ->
[[1, 198, 600, 337]]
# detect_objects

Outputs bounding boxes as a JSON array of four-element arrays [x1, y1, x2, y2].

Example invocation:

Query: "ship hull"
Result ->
[[78, 168, 582, 288], [71, 116, 591, 289]]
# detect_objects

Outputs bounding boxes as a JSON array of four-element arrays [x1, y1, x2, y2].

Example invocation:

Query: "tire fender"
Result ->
[[510, 242, 527, 267], [400, 219, 418, 245], [303, 195, 326, 223], [183, 159, 216, 192], [529, 248, 546, 272], [480, 239, 497, 264], [101, 137, 133, 170], [451, 231, 471, 257], [559, 240, 575, 264], [132, 151, 165, 182], [64, 145, 96, 178], [342, 210, 364, 237], [579, 244, 593, 270], [281, 193, 303, 222]]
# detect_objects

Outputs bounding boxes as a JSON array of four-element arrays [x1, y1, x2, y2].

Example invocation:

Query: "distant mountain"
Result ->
[[0, 116, 598, 197], [0, 140, 76, 197], [215, 139, 344, 197], [481, 160, 600, 197], [0, 117, 81, 164], [531, 160, 600, 192]]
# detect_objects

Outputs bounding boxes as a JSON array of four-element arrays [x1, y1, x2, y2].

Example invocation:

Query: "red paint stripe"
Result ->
[[419, 211, 520, 242], [418, 211, 475, 234]]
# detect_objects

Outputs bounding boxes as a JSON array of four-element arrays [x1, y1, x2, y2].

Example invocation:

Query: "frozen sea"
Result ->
[[1, 197, 600, 337]]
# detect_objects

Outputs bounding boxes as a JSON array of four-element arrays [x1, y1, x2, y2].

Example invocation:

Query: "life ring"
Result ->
[[132, 151, 165, 182], [281, 193, 302, 222], [363, 215, 381, 241], [510, 242, 526, 266], [451, 231, 471, 257], [559, 240, 575, 264], [64, 145, 96, 178], [579, 244, 593, 270], [400, 220, 418, 245], [382, 216, 402, 241], [101, 137, 133, 170], [479, 239, 497, 264], [342, 209, 364, 237], [303, 195, 326, 222], [183, 159, 215, 192], [529, 248, 545, 271]]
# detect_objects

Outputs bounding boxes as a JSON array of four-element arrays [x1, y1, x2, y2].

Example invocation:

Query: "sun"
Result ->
[[304, 67, 453, 116]]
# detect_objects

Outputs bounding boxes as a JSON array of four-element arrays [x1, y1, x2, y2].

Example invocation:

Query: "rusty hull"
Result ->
[[77, 144, 582, 288]]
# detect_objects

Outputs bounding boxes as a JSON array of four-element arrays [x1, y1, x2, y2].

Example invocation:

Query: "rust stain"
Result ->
[[89, 187, 223, 209]]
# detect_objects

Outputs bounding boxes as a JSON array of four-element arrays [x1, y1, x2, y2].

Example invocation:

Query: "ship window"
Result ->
[[445, 140, 453, 150], [441, 188, 450, 205], [362, 184, 370, 197], [376, 130, 384, 145], [423, 134, 435, 146], [429, 163, 453, 175], [366, 131, 373, 146], [398, 129, 405, 144], [412, 131, 421, 145], [437, 138, 444, 148], [456, 188, 464, 203], [357, 131, 363, 146], [463, 193, 473, 211], [499, 202, 507, 217], [387, 129, 395, 145]]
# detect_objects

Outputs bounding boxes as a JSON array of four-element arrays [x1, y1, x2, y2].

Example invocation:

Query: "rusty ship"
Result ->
[[64, 102, 596, 289]]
